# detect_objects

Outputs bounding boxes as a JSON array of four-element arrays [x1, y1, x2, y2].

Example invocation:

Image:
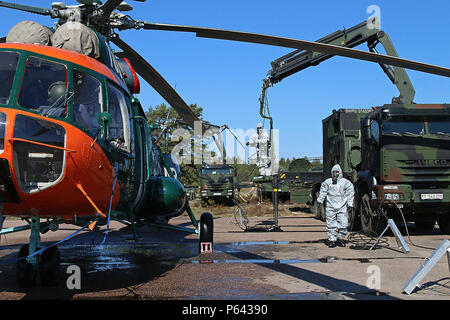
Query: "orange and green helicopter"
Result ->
[[0, 0, 448, 287]]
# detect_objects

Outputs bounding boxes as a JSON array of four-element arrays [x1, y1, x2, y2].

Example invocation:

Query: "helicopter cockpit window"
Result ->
[[73, 69, 102, 136], [150, 144, 164, 176], [0, 51, 19, 105], [107, 83, 131, 153], [18, 56, 68, 118]]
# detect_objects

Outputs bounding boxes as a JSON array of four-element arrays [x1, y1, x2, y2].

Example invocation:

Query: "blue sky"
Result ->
[[1, 0, 449, 160]]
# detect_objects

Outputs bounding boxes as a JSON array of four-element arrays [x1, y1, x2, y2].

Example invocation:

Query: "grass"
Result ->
[[188, 198, 311, 219]]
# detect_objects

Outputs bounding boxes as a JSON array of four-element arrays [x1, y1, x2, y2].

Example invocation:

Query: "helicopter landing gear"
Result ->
[[16, 218, 61, 287], [16, 244, 38, 288], [199, 212, 214, 254], [39, 246, 61, 287], [16, 245, 62, 288]]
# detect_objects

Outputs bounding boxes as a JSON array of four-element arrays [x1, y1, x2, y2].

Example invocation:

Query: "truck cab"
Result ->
[[358, 104, 450, 234], [200, 164, 237, 204]]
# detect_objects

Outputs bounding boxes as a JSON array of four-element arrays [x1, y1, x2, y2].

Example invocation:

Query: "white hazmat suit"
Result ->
[[248, 124, 272, 176], [317, 164, 355, 244]]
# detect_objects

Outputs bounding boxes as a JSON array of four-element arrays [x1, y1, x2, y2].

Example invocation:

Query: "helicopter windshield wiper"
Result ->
[[436, 132, 450, 137], [387, 131, 423, 137], [404, 131, 422, 137], [41, 91, 74, 117]]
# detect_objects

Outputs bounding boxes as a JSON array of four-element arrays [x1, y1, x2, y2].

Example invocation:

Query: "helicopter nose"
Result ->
[[0, 112, 20, 203], [0, 107, 119, 218]]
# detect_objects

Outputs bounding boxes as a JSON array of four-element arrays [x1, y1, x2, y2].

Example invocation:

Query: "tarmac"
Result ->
[[0, 209, 449, 301]]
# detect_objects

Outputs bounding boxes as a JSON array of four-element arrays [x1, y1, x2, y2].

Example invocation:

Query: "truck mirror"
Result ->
[[370, 120, 380, 144], [361, 118, 372, 142]]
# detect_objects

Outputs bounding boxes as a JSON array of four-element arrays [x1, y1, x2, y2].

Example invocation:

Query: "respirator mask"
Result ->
[[332, 170, 340, 184]]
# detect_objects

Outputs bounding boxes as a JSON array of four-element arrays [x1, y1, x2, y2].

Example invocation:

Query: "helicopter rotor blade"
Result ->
[[111, 35, 203, 130], [0, 1, 52, 16], [99, 0, 125, 18], [140, 22, 450, 78]]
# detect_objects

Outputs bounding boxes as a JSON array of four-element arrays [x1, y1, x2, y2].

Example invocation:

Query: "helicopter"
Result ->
[[0, 0, 448, 288]]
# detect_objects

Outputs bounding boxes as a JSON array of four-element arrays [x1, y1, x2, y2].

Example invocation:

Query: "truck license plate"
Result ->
[[213, 192, 222, 196], [421, 193, 443, 200]]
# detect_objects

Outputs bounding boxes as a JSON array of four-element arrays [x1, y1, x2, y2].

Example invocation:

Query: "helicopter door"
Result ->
[[106, 82, 141, 201]]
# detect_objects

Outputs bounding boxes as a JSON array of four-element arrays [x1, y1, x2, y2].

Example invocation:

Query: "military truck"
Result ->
[[310, 105, 450, 235], [200, 164, 237, 205], [356, 103, 450, 234], [254, 158, 322, 203], [289, 169, 323, 205], [309, 109, 372, 222], [258, 20, 416, 211], [253, 174, 289, 202]]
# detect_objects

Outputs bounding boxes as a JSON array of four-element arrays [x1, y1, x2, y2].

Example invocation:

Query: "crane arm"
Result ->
[[267, 21, 415, 104]]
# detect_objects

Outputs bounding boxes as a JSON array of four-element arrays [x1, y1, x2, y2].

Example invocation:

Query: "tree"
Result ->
[[145, 103, 204, 154], [279, 157, 287, 171], [146, 103, 207, 186]]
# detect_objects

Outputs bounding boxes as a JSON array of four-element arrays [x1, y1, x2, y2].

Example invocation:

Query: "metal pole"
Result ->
[[273, 174, 279, 227], [0, 203, 3, 232], [402, 239, 450, 294], [27, 217, 41, 269]]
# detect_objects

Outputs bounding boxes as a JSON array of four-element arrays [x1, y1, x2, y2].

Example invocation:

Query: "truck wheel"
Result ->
[[347, 206, 361, 232], [359, 194, 385, 236], [414, 221, 436, 231], [311, 191, 320, 219], [438, 215, 450, 235], [320, 201, 326, 222]]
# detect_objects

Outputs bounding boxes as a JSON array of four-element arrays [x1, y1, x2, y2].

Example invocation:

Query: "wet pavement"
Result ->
[[0, 212, 449, 300]]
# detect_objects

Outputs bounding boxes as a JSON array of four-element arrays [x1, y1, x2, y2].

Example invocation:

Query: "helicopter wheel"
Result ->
[[199, 212, 214, 254], [16, 244, 37, 288], [39, 246, 61, 287]]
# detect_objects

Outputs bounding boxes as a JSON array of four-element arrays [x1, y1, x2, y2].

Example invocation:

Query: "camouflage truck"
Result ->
[[310, 109, 372, 222], [284, 158, 322, 205], [200, 164, 237, 205], [311, 105, 450, 235], [289, 169, 323, 205], [253, 174, 290, 202], [356, 103, 450, 235], [255, 158, 322, 204]]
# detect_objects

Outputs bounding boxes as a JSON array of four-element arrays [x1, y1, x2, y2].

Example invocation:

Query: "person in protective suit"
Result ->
[[247, 123, 272, 176], [317, 164, 355, 248]]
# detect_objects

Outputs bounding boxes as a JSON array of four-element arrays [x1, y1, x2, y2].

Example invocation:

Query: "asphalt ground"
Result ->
[[0, 207, 449, 302]]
